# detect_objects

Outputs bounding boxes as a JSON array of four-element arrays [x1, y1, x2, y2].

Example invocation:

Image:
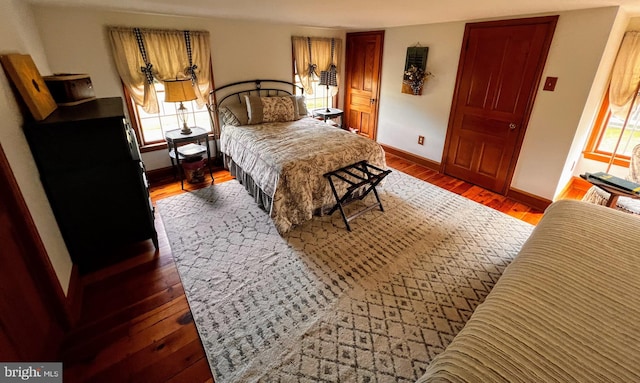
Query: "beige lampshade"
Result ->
[[164, 79, 197, 102]]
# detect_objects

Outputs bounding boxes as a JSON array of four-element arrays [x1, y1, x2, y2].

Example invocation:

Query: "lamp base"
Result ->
[[325, 84, 331, 113], [180, 123, 192, 135]]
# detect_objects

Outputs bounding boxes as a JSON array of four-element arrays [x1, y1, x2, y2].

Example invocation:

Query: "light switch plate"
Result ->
[[543, 76, 558, 91]]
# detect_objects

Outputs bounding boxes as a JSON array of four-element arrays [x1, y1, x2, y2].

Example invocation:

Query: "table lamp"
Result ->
[[164, 79, 197, 135], [319, 69, 337, 112]]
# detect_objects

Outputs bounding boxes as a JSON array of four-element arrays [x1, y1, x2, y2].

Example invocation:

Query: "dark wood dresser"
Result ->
[[24, 97, 158, 274]]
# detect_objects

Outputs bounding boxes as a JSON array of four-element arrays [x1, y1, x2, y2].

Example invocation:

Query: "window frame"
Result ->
[[291, 45, 338, 114], [109, 27, 215, 152], [123, 83, 215, 153], [293, 70, 336, 112], [583, 89, 636, 168]]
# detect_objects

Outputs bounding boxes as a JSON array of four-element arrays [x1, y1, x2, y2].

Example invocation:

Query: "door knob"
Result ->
[[509, 123, 517, 130], [370, 98, 376, 104]]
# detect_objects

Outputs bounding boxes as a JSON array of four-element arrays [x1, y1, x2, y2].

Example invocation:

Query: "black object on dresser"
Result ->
[[24, 97, 158, 274]]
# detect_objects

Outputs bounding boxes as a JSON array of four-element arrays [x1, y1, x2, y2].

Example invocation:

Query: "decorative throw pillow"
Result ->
[[219, 103, 249, 126], [244, 95, 264, 124], [295, 95, 309, 118], [285, 95, 309, 120], [245, 95, 297, 124], [286, 95, 300, 119], [261, 96, 296, 122], [226, 102, 249, 125], [219, 106, 240, 126]]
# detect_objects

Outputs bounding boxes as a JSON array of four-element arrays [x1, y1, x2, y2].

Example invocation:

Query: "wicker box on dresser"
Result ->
[[24, 97, 157, 274]]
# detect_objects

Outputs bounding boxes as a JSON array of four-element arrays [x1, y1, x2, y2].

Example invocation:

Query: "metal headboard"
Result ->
[[209, 79, 304, 109]]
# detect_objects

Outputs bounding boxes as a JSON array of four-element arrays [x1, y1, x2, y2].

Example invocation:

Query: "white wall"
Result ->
[[515, 7, 622, 199], [29, 4, 629, 202], [0, 0, 72, 294], [378, 7, 621, 200], [377, 23, 463, 162], [31, 6, 345, 170]]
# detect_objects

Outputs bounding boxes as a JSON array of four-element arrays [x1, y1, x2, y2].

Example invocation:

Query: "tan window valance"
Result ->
[[108, 26, 212, 114], [292, 36, 342, 96], [609, 31, 640, 119]]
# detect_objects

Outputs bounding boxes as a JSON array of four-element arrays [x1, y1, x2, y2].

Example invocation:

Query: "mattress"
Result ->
[[417, 199, 640, 382], [220, 117, 386, 233]]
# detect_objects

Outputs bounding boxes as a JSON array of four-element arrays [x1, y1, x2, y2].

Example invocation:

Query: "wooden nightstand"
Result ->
[[165, 127, 214, 189], [313, 108, 343, 129], [580, 173, 640, 208]]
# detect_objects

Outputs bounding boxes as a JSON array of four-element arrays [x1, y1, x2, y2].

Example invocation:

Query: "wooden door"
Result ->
[[344, 30, 384, 140], [442, 16, 558, 194], [0, 143, 66, 360]]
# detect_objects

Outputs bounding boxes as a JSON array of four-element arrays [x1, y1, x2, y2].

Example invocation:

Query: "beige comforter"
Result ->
[[220, 117, 386, 233], [418, 199, 640, 382]]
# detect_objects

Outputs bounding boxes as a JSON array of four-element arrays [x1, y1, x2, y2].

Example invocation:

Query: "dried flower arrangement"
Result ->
[[403, 65, 433, 95]]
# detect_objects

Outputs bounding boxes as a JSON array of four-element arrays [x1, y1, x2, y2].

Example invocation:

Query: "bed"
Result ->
[[417, 199, 640, 382], [210, 80, 387, 234]]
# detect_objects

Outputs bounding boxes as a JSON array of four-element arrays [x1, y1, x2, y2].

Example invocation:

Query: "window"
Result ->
[[291, 36, 341, 113], [584, 89, 640, 167], [585, 31, 640, 167], [128, 81, 212, 147], [108, 27, 214, 149], [293, 68, 333, 112]]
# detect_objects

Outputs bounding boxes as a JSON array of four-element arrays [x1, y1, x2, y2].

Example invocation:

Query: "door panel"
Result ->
[[478, 143, 504, 177], [0, 214, 53, 359], [344, 31, 384, 140], [0, 144, 65, 360], [461, 115, 510, 137], [443, 17, 558, 193], [453, 137, 474, 168]]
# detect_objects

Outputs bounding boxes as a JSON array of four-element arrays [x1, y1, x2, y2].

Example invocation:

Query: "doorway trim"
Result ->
[[0, 143, 78, 328], [344, 30, 385, 141]]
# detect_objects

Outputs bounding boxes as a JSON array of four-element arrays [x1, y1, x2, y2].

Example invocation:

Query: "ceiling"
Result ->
[[27, 0, 640, 28]]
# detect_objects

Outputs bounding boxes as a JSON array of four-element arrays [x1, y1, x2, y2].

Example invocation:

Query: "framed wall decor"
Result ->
[[404, 46, 428, 72], [402, 46, 429, 95], [0, 54, 57, 120]]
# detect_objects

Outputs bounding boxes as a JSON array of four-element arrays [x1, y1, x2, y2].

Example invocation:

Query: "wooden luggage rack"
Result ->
[[324, 161, 391, 231]]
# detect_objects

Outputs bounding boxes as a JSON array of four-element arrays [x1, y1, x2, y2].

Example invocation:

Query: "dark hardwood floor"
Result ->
[[61, 153, 586, 382]]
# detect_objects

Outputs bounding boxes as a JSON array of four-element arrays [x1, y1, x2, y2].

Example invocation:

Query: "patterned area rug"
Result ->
[[156, 169, 533, 382]]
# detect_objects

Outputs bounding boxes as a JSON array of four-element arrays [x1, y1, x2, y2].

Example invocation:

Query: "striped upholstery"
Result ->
[[417, 199, 640, 383]]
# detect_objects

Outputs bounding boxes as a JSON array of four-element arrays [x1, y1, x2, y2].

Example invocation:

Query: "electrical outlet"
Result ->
[[418, 135, 424, 145]]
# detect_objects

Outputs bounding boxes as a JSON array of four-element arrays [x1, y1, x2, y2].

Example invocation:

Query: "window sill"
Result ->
[[140, 142, 168, 153], [583, 151, 630, 168]]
